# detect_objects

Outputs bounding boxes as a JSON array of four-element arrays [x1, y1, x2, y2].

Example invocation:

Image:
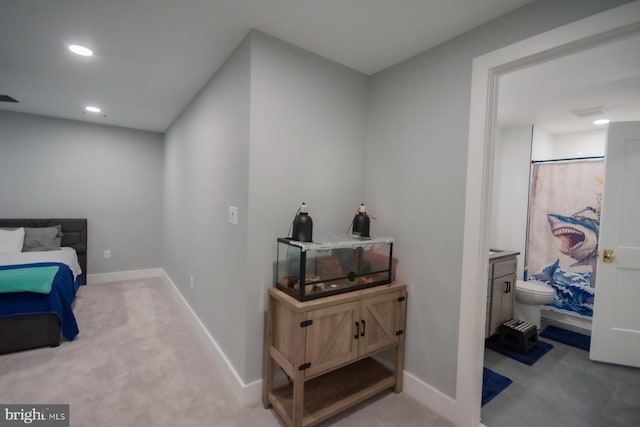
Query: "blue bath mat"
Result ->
[[485, 335, 553, 366], [540, 325, 591, 351], [482, 368, 512, 406]]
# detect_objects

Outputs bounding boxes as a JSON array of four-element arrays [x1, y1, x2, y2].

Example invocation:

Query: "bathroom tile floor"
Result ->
[[481, 333, 640, 427]]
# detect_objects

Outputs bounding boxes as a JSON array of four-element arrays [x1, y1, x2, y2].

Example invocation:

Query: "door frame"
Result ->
[[456, 3, 640, 426]]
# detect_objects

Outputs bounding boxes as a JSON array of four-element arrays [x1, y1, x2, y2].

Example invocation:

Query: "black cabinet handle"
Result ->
[[361, 319, 366, 337], [504, 281, 511, 293], [355, 321, 359, 339]]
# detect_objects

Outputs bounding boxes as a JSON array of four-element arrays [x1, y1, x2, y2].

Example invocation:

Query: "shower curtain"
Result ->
[[525, 159, 604, 318]]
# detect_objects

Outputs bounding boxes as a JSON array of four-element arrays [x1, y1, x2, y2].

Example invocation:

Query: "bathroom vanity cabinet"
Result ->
[[263, 282, 407, 427], [486, 251, 519, 337]]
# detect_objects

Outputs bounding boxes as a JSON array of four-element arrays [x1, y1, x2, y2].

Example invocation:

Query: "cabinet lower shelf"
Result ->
[[269, 358, 395, 427]]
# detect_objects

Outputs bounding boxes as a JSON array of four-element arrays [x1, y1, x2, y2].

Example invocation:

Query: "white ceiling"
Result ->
[[0, 0, 533, 132], [497, 32, 640, 135]]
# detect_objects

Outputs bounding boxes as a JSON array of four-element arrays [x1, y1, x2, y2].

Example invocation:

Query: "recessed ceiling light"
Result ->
[[69, 44, 93, 56], [593, 119, 610, 125], [85, 106, 101, 113]]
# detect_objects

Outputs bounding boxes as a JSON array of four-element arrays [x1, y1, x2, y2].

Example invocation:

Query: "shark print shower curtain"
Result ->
[[525, 159, 604, 319]]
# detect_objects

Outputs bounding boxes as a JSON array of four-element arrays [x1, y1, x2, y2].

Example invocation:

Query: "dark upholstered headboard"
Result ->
[[0, 218, 88, 276]]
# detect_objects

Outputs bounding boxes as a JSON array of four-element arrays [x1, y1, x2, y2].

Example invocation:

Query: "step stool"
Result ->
[[499, 319, 538, 354]]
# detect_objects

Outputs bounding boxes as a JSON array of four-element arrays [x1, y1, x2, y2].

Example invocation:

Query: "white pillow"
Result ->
[[0, 227, 25, 253]]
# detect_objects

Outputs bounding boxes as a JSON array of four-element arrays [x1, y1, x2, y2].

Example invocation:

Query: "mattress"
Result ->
[[0, 247, 82, 281], [0, 247, 84, 340]]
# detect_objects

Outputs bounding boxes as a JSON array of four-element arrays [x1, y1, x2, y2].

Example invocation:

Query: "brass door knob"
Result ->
[[603, 249, 615, 263]]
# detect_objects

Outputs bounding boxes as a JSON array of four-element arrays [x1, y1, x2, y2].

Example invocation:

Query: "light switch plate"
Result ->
[[228, 206, 238, 224]]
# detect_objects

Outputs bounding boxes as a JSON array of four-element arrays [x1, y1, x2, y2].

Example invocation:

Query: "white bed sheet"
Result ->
[[0, 247, 82, 280]]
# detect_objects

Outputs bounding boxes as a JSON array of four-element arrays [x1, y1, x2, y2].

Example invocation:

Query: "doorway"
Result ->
[[455, 3, 640, 426]]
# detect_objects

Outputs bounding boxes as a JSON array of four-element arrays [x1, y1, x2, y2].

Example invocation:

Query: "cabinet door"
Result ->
[[304, 301, 359, 377], [489, 278, 506, 336], [358, 291, 401, 356], [500, 273, 516, 324], [489, 275, 516, 335]]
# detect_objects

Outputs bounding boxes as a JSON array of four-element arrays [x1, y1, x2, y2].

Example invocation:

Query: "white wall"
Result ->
[[489, 127, 504, 248], [163, 38, 251, 378], [0, 110, 164, 274], [532, 127, 606, 161], [532, 125, 555, 161], [554, 128, 607, 158], [532, 126, 607, 161], [490, 126, 532, 279], [364, 0, 629, 398]]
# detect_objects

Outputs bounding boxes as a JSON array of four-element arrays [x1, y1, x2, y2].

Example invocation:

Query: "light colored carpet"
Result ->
[[0, 278, 454, 427]]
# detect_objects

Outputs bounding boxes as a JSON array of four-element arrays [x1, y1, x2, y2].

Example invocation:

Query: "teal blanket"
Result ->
[[0, 265, 59, 294]]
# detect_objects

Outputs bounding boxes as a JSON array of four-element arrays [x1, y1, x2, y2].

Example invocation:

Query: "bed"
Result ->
[[0, 218, 87, 354]]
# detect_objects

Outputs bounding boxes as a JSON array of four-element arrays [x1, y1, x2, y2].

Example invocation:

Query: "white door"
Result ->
[[590, 122, 640, 367]]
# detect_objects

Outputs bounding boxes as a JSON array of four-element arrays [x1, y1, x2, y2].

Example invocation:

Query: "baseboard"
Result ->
[[162, 268, 456, 414], [161, 270, 261, 406], [371, 354, 457, 423], [86, 268, 164, 285], [402, 370, 457, 422], [541, 309, 592, 335], [86, 268, 458, 417]]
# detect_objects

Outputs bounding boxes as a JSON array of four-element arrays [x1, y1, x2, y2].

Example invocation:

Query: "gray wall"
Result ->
[[244, 31, 369, 381], [1, 0, 627, 399], [0, 110, 164, 275], [163, 0, 628, 390], [163, 38, 251, 378], [163, 31, 369, 382], [364, 0, 630, 398]]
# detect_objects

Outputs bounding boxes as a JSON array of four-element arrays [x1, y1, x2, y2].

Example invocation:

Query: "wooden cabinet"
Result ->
[[263, 283, 407, 427], [304, 301, 358, 377], [486, 255, 518, 337]]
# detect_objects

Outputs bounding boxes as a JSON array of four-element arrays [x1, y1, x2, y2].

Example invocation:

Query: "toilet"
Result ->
[[514, 279, 555, 329]]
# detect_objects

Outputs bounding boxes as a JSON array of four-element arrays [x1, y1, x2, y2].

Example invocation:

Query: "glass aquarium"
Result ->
[[275, 235, 395, 301]]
